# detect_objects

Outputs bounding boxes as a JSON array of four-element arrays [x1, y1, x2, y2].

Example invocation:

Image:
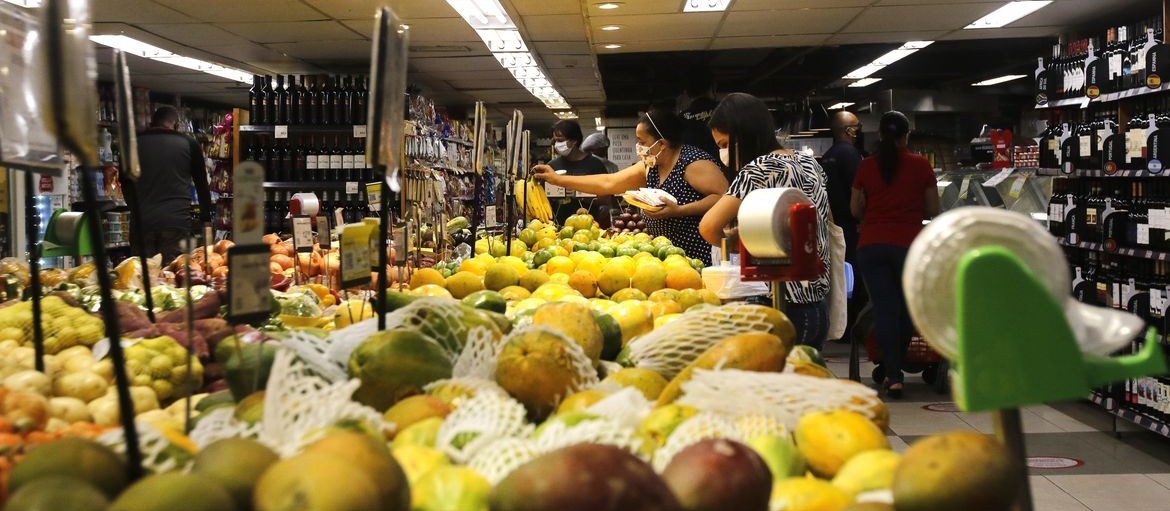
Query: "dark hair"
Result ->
[[877, 110, 910, 184], [708, 93, 781, 170], [686, 70, 714, 98], [551, 119, 584, 145], [639, 108, 685, 145], [151, 105, 180, 128]]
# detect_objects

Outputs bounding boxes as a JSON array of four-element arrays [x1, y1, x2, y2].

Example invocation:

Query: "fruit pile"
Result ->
[[610, 206, 647, 235]]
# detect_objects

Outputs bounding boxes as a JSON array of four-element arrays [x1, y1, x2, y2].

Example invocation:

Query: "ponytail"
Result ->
[[876, 110, 910, 185]]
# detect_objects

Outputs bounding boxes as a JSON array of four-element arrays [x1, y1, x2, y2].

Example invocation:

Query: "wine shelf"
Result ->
[[1059, 239, 1170, 261], [1089, 392, 1170, 439], [262, 181, 351, 191], [1035, 84, 1170, 110], [239, 124, 365, 134]]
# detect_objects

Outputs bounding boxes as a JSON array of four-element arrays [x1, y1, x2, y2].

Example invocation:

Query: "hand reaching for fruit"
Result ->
[[530, 164, 557, 183]]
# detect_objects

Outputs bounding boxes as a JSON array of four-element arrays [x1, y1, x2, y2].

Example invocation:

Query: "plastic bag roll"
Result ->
[[737, 187, 810, 258], [53, 212, 85, 244]]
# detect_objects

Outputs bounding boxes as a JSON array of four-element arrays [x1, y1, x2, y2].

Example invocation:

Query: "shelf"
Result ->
[[1058, 239, 1170, 261], [1035, 97, 1091, 110], [263, 181, 349, 190], [1090, 392, 1170, 439], [1034, 83, 1170, 110], [239, 124, 364, 134], [443, 137, 474, 147], [105, 243, 130, 249], [97, 120, 118, 128], [1057, 167, 1170, 178]]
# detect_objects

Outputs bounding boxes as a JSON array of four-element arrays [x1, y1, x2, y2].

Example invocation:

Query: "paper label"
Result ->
[[1151, 288, 1164, 317], [1151, 209, 1170, 229], [1138, 224, 1151, 245], [346, 181, 359, 194], [354, 154, 366, 169], [958, 177, 970, 199], [339, 223, 374, 288], [1049, 202, 1064, 222], [544, 182, 567, 197], [226, 245, 273, 324], [231, 161, 265, 244], [485, 206, 497, 227], [316, 216, 331, 249], [983, 168, 1013, 187], [292, 217, 313, 253], [1009, 175, 1027, 198], [353, 125, 367, 138], [334, 208, 345, 228], [1079, 135, 1092, 156], [393, 227, 407, 264], [274, 125, 288, 139], [329, 154, 343, 169], [306, 154, 318, 170], [1129, 129, 1149, 160], [366, 182, 383, 212], [342, 154, 355, 169]]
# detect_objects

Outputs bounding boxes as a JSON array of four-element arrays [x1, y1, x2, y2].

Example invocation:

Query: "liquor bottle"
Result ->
[[258, 142, 273, 181], [1128, 112, 1152, 171], [306, 75, 319, 126], [305, 136, 319, 182], [281, 142, 294, 181], [333, 76, 348, 126], [354, 75, 368, 125], [354, 138, 368, 181], [245, 141, 258, 164], [1079, 182, 1101, 244], [263, 191, 274, 234], [1064, 179, 1083, 244], [1102, 184, 1130, 251], [1039, 122, 1058, 168], [271, 141, 286, 181], [320, 190, 334, 220], [323, 76, 338, 126], [275, 192, 290, 233], [1048, 178, 1067, 238], [274, 75, 288, 125], [329, 135, 344, 180], [1113, 27, 1128, 92], [294, 138, 307, 181], [341, 137, 355, 180], [287, 75, 300, 126], [1062, 121, 1083, 171], [258, 75, 272, 125], [340, 75, 354, 125], [249, 75, 262, 124], [319, 75, 333, 126], [264, 75, 279, 125]]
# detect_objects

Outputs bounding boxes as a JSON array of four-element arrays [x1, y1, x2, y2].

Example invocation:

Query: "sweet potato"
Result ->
[[155, 323, 209, 360], [116, 301, 153, 333]]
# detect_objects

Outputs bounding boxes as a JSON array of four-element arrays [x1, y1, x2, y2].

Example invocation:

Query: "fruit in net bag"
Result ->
[[348, 330, 453, 412]]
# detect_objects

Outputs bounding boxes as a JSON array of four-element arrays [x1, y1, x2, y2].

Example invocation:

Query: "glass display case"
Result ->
[[935, 168, 1054, 226]]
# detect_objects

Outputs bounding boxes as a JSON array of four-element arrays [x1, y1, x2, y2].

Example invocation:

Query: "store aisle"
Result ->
[[821, 342, 1170, 511]]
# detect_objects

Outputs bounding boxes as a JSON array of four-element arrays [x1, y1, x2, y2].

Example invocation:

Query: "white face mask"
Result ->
[[636, 140, 662, 168], [554, 140, 572, 156], [719, 147, 730, 167]]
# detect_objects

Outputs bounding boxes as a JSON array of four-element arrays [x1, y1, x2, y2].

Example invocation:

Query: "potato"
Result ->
[[4, 370, 50, 395]]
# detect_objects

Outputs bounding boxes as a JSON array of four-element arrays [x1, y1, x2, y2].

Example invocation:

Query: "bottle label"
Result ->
[[355, 154, 366, 168], [1049, 202, 1063, 222], [330, 155, 343, 169], [1128, 128, 1148, 160], [306, 155, 318, 170], [1138, 224, 1151, 245], [1085, 207, 1098, 227], [342, 154, 355, 169], [1079, 135, 1092, 156]]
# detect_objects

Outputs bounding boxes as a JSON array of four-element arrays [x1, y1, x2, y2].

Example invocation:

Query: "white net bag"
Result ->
[[496, 326, 600, 407], [424, 377, 509, 407], [98, 421, 194, 474], [452, 326, 500, 380], [624, 304, 779, 380], [279, 328, 348, 383], [652, 412, 741, 472], [260, 348, 389, 457], [533, 416, 646, 459], [584, 386, 653, 430], [436, 391, 533, 464], [189, 407, 262, 449], [676, 369, 882, 430], [467, 437, 545, 485], [734, 413, 789, 439], [328, 298, 504, 366]]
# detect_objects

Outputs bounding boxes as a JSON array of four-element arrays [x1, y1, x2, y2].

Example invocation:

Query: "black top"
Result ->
[[134, 128, 211, 230], [548, 153, 613, 225], [680, 98, 721, 169], [821, 141, 862, 228], [548, 153, 610, 177]]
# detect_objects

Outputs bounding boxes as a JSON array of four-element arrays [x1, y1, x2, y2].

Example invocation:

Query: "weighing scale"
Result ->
[[735, 187, 823, 310]]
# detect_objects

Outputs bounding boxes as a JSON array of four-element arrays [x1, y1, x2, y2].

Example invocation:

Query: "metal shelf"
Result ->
[[1090, 392, 1170, 439], [1034, 83, 1170, 110], [239, 124, 365, 134], [263, 181, 349, 190], [1055, 167, 1170, 178], [1058, 239, 1170, 261]]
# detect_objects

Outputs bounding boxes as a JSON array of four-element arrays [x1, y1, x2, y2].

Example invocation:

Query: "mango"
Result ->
[[657, 332, 789, 406]]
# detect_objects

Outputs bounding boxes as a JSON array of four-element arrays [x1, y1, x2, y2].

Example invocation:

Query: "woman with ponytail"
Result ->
[[850, 111, 939, 398]]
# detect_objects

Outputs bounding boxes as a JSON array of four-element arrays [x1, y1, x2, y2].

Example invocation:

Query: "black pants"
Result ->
[[857, 244, 913, 385], [132, 227, 189, 264]]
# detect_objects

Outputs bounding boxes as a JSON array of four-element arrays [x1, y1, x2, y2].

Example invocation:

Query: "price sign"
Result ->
[[339, 223, 374, 288], [226, 244, 274, 325], [1009, 175, 1027, 198], [316, 216, 331, 249], [366, 219, 382, 271], [982, 167, 1014, 188], [353, 125, 368, 138], [274, 125, 289, 139], [346, 181, 359, 194], [958, 177, 971, 199], [231, 161, 265, 244], [292, 217, 313, 253], [367, 182, 383, 212], [485, 206, 497, 227], [544, 182, 566, 197], [334, 208, 345, 228]]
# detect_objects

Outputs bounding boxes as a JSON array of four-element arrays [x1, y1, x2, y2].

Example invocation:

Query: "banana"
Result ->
[[514, 179, 553, 223]]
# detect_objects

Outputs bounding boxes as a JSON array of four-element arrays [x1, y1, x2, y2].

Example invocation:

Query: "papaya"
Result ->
[[462, 290, 507, 314], [383, 290, 419, 313], [592, 310, 623, 361], [495, 327, 585, 421], [531, 302, 603, 367], [348, 330, 453, 411], [656, 332, 789, 406]]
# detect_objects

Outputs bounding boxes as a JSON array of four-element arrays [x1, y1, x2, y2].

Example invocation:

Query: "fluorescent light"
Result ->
[[965, 1, 1052, 29], [596, 126, 606, 131], [90, 35, 251, 84], [683, 0, 731, 12], [595, 116, 603, 125], [842, 41, 933, 80], [446, 0, 513, 29], [554, 111, 578, 120], [2, 0, 41, 7], [848, 78, 882, 88], [604, 44, 623, 49], [476, 29, 527, 53], [597, 2, 622, 9], [601, 25, 623, 31], [972, 74, 1028, 86], [827, 102, 855, 110], [494, 52, 538, 69]]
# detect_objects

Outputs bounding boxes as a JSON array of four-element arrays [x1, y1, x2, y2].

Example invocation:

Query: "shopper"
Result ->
[[581, 132, 619, 173], [533, 109, 726, 265], [851, 111, 939, 398], [822, 110, 866, 343], [700, 93, 832, 349], [546, 119, 612, 225], [678, 72, 722, 170], [130, 105, 211, 263]]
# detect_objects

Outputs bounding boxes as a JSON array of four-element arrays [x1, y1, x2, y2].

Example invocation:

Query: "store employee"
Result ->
[[545, 120, 613, 225]]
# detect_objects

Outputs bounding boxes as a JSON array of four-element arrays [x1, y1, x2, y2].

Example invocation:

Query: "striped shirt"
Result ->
[[727, 152, 831, 304]]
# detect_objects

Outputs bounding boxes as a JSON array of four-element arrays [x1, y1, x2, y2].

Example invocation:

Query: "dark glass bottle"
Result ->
[[249, 75, 262, 124], [354, 75, 368, 125], [306, 75, 319, 126], [328, 135, 343, 180], [264, 75, 278, 125], [287, 75, 300, 125], [259, 141, 273, 181], [274, 75, 288, 125], [319, 75, 334, 126], [294, 138, 307, 181], [305, 136, 319, 182], [341, 75, 354, 125], [258, 76, 272, 125], [1048, 177, 1067, 238]]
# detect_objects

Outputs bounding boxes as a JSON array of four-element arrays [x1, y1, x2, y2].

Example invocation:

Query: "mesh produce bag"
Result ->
[[624, 304, 780, 380], [0, 296, 105, 354], [98, 421, 195, 474], [467, 437, 545, 485], [533, 416, 646, 459], [734, 413, 789, 439], [452, 326, 500, 380], [189, 406, 261, 449], [584, 386, 653, 430], [425, 377, 509, 407], [328, 298, 503, 367], [497, 326, 600, 398], [280, 328, 347, 383], [436, 391, 533, 464], [676, 369, 882, 430], [652, 412, 741, 472]]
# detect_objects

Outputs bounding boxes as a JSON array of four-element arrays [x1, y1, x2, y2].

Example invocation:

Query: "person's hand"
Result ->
[[643, 201, 680, 219], [531, 164, 556, 182]]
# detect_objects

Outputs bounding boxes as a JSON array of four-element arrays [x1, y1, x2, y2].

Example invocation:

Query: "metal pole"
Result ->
[[994, 409, 1034, 511], [24, 174, 44, 372]]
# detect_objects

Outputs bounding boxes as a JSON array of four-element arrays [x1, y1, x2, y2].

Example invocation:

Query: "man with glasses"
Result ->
[[823, 110, 864, 342]]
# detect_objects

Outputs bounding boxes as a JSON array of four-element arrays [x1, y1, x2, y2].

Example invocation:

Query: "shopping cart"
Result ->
[[848, 302, 949, 394]]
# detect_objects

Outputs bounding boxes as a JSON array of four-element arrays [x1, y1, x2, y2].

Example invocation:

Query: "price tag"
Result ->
[[335, 208, 345, 228], [226, 244, 274, 325], [366, 182, 383, 212], [958, 177, 970, 199], [339, 223, 374, 288], [292, 216, 313, 253], [353, 125, 367, 138], [485, 206, 497, 227], [982, 167, 1014, 187], [274, 125, 288, 139], [316, 216, 331, 249], [936, 180, 952, 188], [393, 226, 407, 264], [1009, 175, 1027, 198], [369, 222, 381, 271], [231, 161, 265, 244], [544, 182, 566, 197], [346, 181, 359, 194]]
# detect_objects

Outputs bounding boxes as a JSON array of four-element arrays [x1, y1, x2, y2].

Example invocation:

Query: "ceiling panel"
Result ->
[[92, 0, 195, 23], [841, 3, 1001, 32], [219, 21, 362, 43], [547, 67, 601, 80], [719, 8, 862, 37], [523, 15, 588, 41], [421, 69, 516, 81], [533, 41, 593, 54], [132, 23, 256, 49], [873, 0, 1000, 4], [411, 56, 506, 73], [600, 38, 711, 53], [386, 18, 481, 42], [448, 79, 524, 89], [826, 31, 949, 45], [153, 0, 326, 22], [941, 26, 1063, 40], [302, 0, 452, 20], [590, 13, 723, 42], [584, 0, 682, 16], [541, 54, 596, 69], [510, 0, 581, 16], [266, 40, 373, 61], [737, 0, 875, 7], [709, 34, 831, 50]]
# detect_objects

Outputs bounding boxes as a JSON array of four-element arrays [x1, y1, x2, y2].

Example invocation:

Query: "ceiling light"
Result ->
[[600, 25, 622, 31], [965, 1, 1052, 29], [446, 0, 514, 29], [597, 2, 622, 9], [494, 52, 537, 68], [595, 116, 604, 125], [90, 34, 251, 83], [604, 44, 623, 49], [683, 0, 731, 12], [2, 0, 41, 7], [476, 29, 527, 53], [827, 102, 855, 110], [596, 126, 606, 131], [972, 74, 1028, 86], [848, 78, 882, 88], [841, 41, 933, 80], [554, 111, 578, 120]]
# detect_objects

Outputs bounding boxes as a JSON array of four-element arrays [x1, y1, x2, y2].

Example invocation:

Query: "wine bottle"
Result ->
[[249, 75, 262, 124], [305, 136, 319, 182], [341, 137, 355, 180], [259, 142, 272, 181], [329, 135, 344, 180], [287, 75, 300, 126], [258, 75, 272, 125], [293, 139, 306, 181], [274, 75, 288, 125], [306, 75, 319, 126], [319, 75, 334, 126], [1048, 178, 1067, 238], [354, 75, 368, 125], [341, 75, 354, 125], [354, 138, 368, 181], [333, 76, 347, 126]]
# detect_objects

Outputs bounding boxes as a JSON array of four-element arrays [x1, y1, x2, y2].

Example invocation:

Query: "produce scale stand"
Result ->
[[0, 2, 1167, 511]]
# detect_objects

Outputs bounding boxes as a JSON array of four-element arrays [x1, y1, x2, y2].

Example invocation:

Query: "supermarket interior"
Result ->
[[2, 0, 1170, 510]]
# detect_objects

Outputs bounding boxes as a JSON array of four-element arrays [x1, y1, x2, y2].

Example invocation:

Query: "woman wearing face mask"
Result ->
[[545, 119, 613, 225], [532, 109, 727, 265], [699, 93, 832, 349]]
